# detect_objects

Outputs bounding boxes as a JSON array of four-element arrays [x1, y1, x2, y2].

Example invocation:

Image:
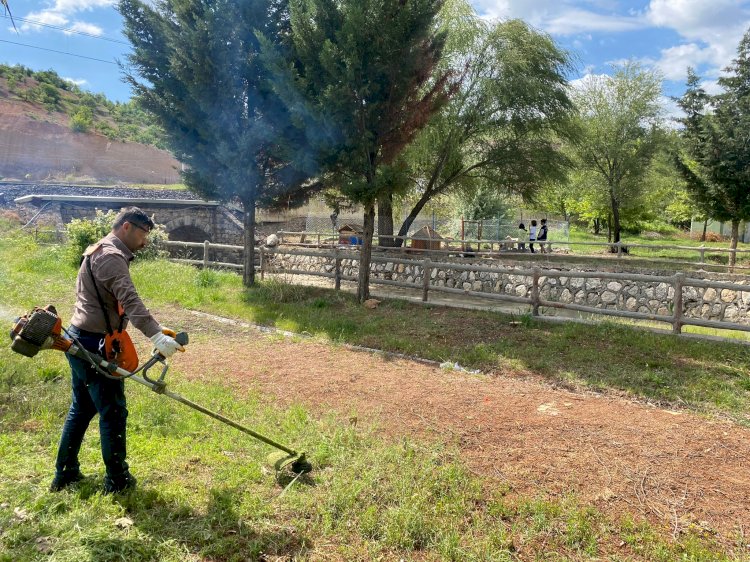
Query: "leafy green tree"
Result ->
[[267, 0, 451, 300], [120, 0, 315, 286], [571, 62, 664, 244], [675, 35, 750, 266], [389, 10, 576, 247]]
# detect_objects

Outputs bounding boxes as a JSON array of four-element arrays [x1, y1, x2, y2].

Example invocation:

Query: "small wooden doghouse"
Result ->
[[410, 225, 443, 251], [338, 223, 364, 245]]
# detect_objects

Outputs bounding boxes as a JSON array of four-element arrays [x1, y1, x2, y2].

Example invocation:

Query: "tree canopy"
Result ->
[[571, 62, 664, 243], [120, 0, 316, 285], [264, 0, 451, 300], [390, 10, 577, 246]]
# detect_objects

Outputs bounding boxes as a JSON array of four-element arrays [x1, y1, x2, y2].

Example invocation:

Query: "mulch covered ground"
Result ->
[[158, 305, 750, 550]]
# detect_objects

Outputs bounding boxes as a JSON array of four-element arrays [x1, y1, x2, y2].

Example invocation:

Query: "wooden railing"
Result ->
[[163, 240, 750, 337]]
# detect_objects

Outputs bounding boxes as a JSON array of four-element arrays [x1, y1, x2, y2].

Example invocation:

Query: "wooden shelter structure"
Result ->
[[338, 223, 363, 245], [410, 225, 444, 251]]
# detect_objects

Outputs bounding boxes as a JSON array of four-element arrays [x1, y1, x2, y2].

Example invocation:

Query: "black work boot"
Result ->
[[50, 471, 85, 492], [103, 472, 137, 494]]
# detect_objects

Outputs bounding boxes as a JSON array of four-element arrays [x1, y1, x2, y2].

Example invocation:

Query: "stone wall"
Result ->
[[267, 250, 750, 325]]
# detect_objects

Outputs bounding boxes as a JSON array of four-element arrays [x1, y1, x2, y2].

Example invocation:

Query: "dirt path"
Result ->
[[160, 306, 750, 548]]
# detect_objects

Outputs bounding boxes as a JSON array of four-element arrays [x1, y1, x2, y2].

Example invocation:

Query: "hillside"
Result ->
[[0, 64, 181, 184]]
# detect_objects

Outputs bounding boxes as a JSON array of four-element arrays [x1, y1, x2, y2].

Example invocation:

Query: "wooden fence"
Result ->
[[275, 231, 750, 272], [163, 239, 750, 337]]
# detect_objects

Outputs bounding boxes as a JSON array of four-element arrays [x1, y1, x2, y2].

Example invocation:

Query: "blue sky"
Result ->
[[2, 0, 750, 112]]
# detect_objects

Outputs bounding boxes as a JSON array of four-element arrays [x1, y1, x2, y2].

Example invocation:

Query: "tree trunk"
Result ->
[[242, 195, 256, 287], [377, 194, 396, 247], [701, 218, 708, 242], [729, 219, 739, 269], [593, 218, 600, 235], [396, 189, 433, 248], [357, 204, 376, 302], [610, 194, 621, 243]]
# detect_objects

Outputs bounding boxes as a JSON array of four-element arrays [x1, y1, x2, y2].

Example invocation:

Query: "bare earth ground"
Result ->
[[156, 305, 750, 550], [0, 95, 179, 183]]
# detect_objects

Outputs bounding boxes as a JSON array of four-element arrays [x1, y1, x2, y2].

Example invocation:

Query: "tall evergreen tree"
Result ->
[[264, 0, 452, 301], [119, 0, 316, 286], [675, 31, 750, 267]]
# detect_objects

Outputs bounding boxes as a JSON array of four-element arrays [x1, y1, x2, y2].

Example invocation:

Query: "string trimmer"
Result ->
[[9, 305, 312, 477]]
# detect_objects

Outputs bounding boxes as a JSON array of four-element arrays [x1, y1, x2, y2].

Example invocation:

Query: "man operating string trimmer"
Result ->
[[51, 207, 184, 494]]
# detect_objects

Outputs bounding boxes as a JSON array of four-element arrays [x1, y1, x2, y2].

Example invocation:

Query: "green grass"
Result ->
[[1, 226, 749, 425], [1, 225, 749, 559], [0, 345, 742, 561], [567, 226, 750, 267]]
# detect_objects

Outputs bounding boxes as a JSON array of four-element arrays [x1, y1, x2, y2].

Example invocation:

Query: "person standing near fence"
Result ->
[[529, 220, 537, 254], [517, 223, 527, 251], [538, 218, 548, 254]]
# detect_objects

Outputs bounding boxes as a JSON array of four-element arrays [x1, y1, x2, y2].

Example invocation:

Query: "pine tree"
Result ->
[[120, 0, 316, 286], [675, 29, 750, 267], [264, 0, 452, 301]]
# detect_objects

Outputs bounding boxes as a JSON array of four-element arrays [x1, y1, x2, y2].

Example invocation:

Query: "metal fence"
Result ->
[[303, 214, 570, 245], [163, 239, 750, 339]]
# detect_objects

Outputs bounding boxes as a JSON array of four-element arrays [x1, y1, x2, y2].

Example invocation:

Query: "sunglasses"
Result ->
[[128, 221, 152, 234]]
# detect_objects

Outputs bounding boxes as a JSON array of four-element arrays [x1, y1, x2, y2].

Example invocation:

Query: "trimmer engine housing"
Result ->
[[9, 305, 69, 357]]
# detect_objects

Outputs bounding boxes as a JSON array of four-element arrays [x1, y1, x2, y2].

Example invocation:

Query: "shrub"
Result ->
[[70, 107, 94, 133], [65, 210, 169, 266], [36, 83, 61, 110], [690, 231, 729, 243]]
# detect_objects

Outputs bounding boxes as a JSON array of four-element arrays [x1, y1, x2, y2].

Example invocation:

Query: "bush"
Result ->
[[690, 231, 729, 243], [70, 107, 94, 133], [65, 210, 169, 266]]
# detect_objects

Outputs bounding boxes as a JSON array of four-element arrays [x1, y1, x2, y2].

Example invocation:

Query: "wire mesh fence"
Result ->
[[304, 213, 570, 246]]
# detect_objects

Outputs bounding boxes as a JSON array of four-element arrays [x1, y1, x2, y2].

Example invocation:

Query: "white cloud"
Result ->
[[63, 77, 88, 86], [700, 78, 724, 95], [50, 0, 115, 12], [471, 0, 646, 35], [20, 10, 69, 32], [544, 9, 645, 35], [472, 0, 750, 88], [20, 0, 114, 34], [645, 0, 750, 83], [660, 95, 684, 127], [68, 21, 104, 36]]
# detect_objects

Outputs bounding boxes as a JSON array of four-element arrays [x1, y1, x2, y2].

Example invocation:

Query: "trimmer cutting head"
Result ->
[[267, 451, 313, 476]]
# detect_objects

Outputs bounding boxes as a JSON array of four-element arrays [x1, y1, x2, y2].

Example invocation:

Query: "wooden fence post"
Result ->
[[334, 246, 341, 291], [672, 273, 684, 334], [422, 257, 431, 302], [699, 245, 706, 265], [532, 267, 541, 316], [259, 246, 265, 280], [616, 241, 623, 258], [203, 240, 210, 269]]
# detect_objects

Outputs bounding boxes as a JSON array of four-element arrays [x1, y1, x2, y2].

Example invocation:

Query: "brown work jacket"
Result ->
[[69, 232, 161, 337]]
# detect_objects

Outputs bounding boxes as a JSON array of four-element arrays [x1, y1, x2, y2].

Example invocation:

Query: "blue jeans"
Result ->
[[54, 327, 130, 481]]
